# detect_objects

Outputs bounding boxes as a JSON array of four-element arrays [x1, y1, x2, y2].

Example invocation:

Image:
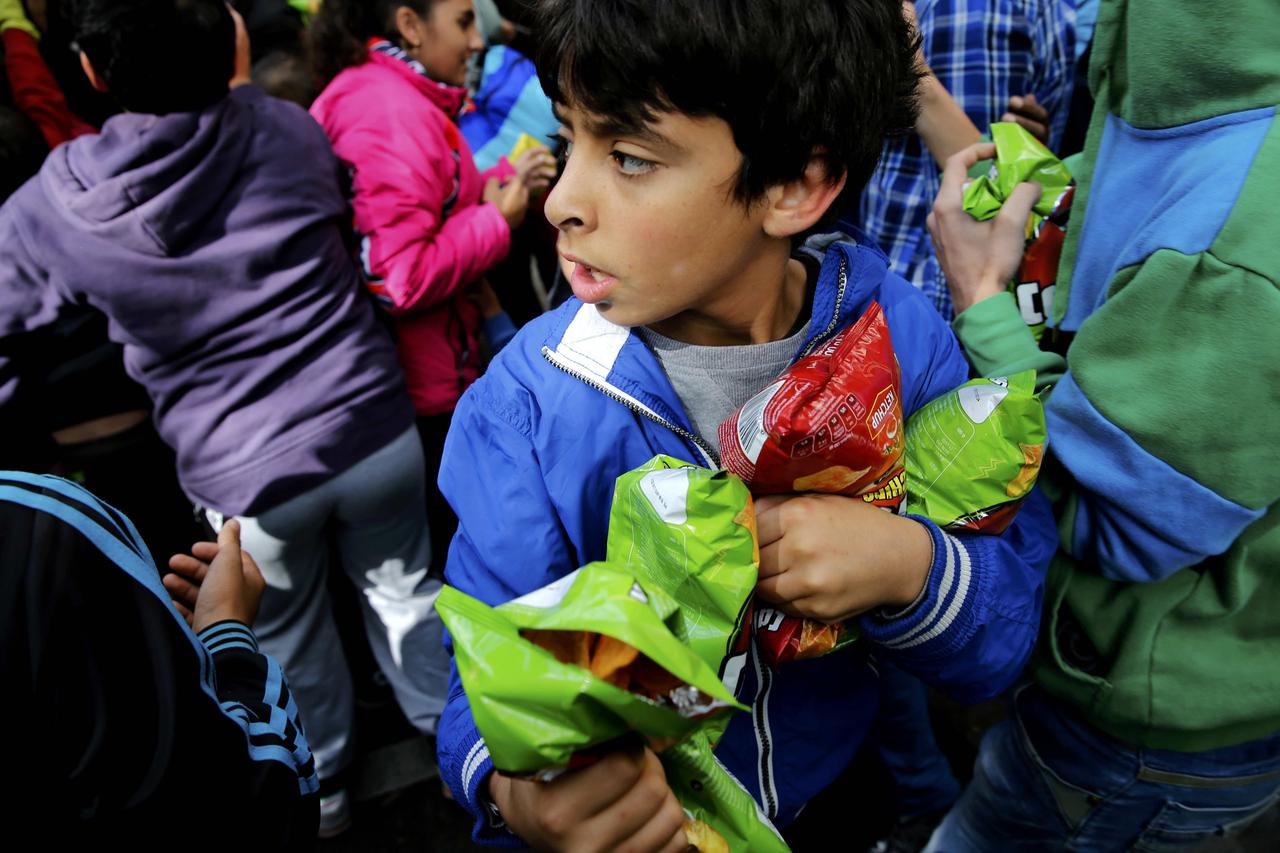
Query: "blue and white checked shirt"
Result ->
[[853, 0, 1076, 319]]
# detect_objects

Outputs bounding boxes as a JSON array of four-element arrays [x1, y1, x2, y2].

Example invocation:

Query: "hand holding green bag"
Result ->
[[963, 122, 1075, 339]]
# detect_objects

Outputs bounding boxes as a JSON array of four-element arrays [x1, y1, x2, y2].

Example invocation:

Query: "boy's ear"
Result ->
[[762, 154, 848, 239], [79, 52, 108, 94]]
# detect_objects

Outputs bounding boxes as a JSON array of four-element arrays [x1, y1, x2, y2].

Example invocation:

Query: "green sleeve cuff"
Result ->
[[1, 17, 40, 40], [952, 292, 1066, 391]]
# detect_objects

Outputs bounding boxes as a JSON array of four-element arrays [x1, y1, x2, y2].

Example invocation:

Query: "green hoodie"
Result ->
[[952, 0, 1280, 751]]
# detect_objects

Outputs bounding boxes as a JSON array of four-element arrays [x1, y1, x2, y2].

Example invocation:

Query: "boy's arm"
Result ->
[[434, 378, 573, 842], [0, 200, 69, 410], [342, 122, 512, 316], [859, 493, 1055, 702]]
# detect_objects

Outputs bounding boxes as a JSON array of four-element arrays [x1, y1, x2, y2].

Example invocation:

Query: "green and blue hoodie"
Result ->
[[952, 0, 1280, 752]]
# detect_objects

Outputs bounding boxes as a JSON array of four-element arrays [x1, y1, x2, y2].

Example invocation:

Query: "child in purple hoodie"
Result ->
[[0, 1, 446, 832]]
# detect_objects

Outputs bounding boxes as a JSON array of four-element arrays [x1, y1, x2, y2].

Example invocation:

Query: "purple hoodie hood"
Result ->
[[3, 85, 413, 514]]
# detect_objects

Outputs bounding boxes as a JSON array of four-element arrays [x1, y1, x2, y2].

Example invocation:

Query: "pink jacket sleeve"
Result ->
[[344, 122, 512, 316]]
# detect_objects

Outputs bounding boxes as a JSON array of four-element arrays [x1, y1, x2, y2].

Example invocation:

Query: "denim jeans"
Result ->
[[872, 662, 963, 819], [925, 686, 1280, 851]]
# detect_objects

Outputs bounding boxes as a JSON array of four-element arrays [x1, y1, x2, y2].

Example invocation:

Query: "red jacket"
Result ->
[[311, 43, 513, 416], [2, 29, 97, 148]]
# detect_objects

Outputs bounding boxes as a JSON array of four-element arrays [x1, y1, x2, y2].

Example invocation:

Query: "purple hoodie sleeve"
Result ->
[[0, 193, 70, 408]]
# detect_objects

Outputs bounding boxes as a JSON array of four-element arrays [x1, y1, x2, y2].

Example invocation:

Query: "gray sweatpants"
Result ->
[[217, 427, 447, 779]]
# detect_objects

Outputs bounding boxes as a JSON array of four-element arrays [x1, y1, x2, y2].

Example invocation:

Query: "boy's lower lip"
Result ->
[[569, 262, 617, 304]]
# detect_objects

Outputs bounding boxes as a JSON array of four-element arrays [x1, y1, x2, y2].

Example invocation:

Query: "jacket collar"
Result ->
[[540, 232, 892, 464], [367, 39, 468, 118]]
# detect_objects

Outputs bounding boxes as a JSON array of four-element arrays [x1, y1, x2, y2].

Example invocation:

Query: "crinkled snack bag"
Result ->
[[717, 302, 904, 667], [904, 371, 1045, 534], [664, 730, 791, 853], [436, 564, 745, 778], [718, 301, 904, 509], [605, 456, 760, 697], [962, 122, 1074, 340]]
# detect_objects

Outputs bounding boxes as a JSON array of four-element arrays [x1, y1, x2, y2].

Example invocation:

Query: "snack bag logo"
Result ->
[[861, 469, 906, 505], [754, 607, 787, 633], [869, 387, 899, 440]]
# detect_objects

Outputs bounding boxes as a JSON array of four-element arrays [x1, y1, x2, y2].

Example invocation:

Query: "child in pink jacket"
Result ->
[[309, 0, 554, 563]]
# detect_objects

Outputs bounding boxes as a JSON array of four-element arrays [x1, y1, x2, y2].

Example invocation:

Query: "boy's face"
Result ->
[[547, 103, 792, 344]]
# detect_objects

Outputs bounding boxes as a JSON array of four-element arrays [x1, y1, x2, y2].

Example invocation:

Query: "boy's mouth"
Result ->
[[564, 256, 617, 305]]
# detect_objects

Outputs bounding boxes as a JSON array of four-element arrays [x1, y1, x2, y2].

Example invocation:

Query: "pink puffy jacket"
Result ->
[[311, 44, 513, 416]]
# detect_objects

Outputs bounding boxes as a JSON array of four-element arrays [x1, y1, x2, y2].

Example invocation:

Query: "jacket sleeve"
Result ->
[[195, 620, 320, 798], [1, 29, 97, 149], [344, 118, 512, 316], [436, 376, 575, 846], [0, 199, 69, 410], [1036, 254, 1278, 582], [864, 283, 1056, 702]]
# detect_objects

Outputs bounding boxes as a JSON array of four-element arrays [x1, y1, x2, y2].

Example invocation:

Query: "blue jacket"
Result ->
[[436, 234, 1057, 844]]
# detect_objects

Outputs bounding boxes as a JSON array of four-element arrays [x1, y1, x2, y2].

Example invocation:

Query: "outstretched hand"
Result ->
[[165, 519, 265, 632], [927, 142, 1042, 314]]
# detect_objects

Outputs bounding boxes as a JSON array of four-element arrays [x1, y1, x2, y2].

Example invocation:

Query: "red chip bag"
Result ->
[[718, 302, 905, 667], [718, 301, 904, 509]]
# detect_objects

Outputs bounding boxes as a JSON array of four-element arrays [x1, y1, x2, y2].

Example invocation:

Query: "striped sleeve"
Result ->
[[860, 492, 1056, 703], [197, 620, 319, 796]]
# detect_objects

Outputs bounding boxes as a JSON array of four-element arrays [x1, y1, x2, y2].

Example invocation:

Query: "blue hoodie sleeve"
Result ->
[[864, 275, 1056, 702], [436, 374, 575, 846]]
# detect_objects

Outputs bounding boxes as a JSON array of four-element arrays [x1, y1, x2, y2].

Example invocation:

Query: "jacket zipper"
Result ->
[[797, 255, 849, 360], [541, 347, 719, 467]]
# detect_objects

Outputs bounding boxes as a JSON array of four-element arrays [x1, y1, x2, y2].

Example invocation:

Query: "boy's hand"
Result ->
[[754, 494, 933, 622], [1002, 93, 1050, 145], [515, 148, 558, 194], [927, 142, 1041, 314], [487, 744, 688, 852], [164, 519, 266, 632]]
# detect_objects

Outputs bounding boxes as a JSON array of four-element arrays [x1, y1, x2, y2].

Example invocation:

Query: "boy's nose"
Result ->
[[543, 155, 593, 233]]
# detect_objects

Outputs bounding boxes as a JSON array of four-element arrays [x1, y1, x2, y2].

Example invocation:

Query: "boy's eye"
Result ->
[[611, 151, 656, 176]]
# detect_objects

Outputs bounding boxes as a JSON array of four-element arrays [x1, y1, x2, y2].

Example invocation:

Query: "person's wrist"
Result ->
[[882, 517, 933, 609], [950, 273, 1006, 314]]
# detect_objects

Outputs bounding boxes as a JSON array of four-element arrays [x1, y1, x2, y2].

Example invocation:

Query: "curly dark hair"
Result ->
[[536, 0, 921, 211], [309, 0, 437, 87]]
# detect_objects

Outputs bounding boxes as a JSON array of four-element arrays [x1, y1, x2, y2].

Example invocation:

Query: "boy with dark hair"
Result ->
[[435, 0, 1057, 848]]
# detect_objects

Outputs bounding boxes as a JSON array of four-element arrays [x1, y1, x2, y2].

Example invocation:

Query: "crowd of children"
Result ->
[[0, 0, 1276, 850]]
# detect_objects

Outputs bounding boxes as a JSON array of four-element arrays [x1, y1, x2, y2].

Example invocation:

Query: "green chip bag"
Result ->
[[963, 123, 1071, 221], [605, 456, 759, 688], [963, 122, 1075, 340], [437, 564, 745, 778], [664, 731, 790, 853], [904, 371, 1046, 534]]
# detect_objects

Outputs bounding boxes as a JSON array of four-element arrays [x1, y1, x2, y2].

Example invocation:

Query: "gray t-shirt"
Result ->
[[638, 324, 808, 455]]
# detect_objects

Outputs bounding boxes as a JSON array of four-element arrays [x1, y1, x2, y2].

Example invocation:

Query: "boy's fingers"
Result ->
[[217, 518, 242, 550], [997, 181, 1043, 230], [756, 572, 804, 608], [163, 572, 201, 605], [752, 495, 789, 546], [172, 600, 194, 625], [168, 553, 209, 581], [938, 142, 996, 208], [191, 540, 220, 561]]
